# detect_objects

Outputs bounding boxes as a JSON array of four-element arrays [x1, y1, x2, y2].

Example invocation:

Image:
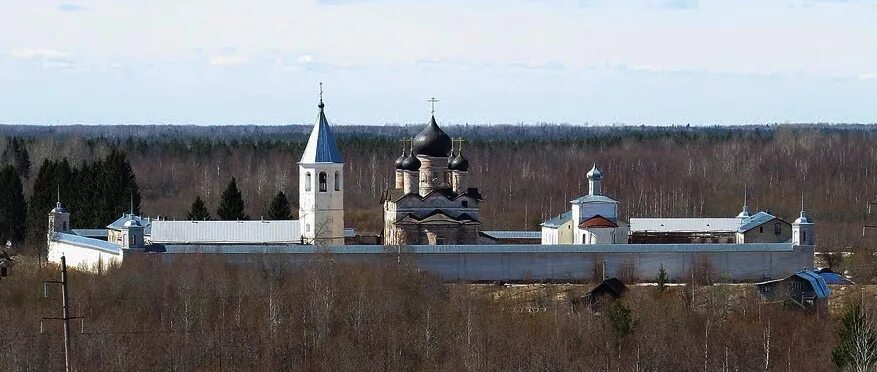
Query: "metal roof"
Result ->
[[150, 220, 301, 244], [796, 271, 831, 298], [107, 214, 152, 234], [299, 103, 342, 163], [737, 212, 779, 232], [71, 229, 108, 238], [481, 231, 541, 239], [542, 211, 572, 228], [630, 218, 741, 233], [53, 232, 121, 255], [570, 194, 617, 204], [161, 243, 796, 255]]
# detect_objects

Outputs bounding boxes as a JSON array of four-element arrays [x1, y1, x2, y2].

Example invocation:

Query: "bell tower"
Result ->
[[298, 83, 345, 245]]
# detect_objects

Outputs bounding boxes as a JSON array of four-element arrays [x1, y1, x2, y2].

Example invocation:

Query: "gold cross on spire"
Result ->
[[319, 82, 324, 103], [427, 97, 439, 115]]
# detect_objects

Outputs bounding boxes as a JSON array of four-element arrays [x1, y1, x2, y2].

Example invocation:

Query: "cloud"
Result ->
[[858, 73, 877, 80], [6, 49, 76, 69], [8, 48, 70, 60], [208, 55, 250, 67], [58, 3, 86, 11]]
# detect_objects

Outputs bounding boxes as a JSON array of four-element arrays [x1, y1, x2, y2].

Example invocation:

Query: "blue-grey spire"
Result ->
[[299, 84, 343, 164], [737, 187, 751, 219]]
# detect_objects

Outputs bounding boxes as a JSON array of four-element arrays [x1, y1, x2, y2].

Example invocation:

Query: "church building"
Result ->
[[541, 164, 629, 244], [381, 108, 482, 245]]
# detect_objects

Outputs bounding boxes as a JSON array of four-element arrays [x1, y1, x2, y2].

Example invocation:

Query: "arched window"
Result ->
[[319, 172, 327, 192], [334, 171, 341, 191], [305, 172, 312, 191]]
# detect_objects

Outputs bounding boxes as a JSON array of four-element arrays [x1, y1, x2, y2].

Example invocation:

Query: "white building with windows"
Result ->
[[541, 164, 629, 245]]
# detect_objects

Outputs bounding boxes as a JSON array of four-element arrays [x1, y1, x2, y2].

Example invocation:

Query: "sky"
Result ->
[[0, 0, 875, 125]]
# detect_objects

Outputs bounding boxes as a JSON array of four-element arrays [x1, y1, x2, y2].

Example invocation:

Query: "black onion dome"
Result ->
[[448, 153, 469, 171], [412, 116, 452, 157], [400, 153, 421, 171], [394, 152, 406, 169]]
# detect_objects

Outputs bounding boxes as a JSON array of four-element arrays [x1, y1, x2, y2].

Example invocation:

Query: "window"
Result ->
[[319, 172, 327, 192], [759, 226, 764, 234], [63, 221, 67, 231], [774, 222, 781, 235], [129, 234, 135, 245], [802, 231, 807, 243], [305, 223, 311, 232], [462, 201, 469, 208], [305, 172, 312, 191], [334, 171, 341, 191]]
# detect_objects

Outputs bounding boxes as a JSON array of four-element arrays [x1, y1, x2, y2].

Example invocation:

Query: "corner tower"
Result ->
[[299, 85, 344, 245], [792, 195, 814, 246]]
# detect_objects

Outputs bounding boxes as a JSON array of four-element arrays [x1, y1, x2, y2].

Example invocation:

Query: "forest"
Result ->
[[1, 124, 876, 254], [1, 124, 877, 370]]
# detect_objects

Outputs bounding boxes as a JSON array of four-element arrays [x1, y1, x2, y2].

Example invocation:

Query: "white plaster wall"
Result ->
[[48, 241, 122, 272]]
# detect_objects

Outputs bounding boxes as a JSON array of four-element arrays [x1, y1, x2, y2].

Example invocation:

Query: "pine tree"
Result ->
[[186, 196, 211, 221], [0, 166, 27, 244], [267, 191, 292, 220], [216, 177, 248, 220], [833, 303, 877, 370]]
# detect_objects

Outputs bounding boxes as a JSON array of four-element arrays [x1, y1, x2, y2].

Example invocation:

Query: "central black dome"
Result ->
[[412, 116, 452, 157]]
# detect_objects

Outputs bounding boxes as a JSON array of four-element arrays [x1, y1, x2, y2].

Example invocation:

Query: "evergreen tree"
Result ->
[[656, 265, 668, 292], [216, 177, 248, 220], [2, 138, 31, 179], [186, 196, 211, 221], [0, 166, 27, 244], [97, 149, 141, 224], [267, 191, 292, 220], [26, 159, 56, 249], [833, 303, 877, 370]]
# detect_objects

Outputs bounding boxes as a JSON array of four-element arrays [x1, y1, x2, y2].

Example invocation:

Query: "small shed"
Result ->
[[756, 270, 831, 313], [0, 250, 13, 277], [572, 278, 626, 312]]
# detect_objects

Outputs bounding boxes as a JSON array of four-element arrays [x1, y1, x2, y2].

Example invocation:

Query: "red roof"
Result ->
[[579, 215, 618, 229]]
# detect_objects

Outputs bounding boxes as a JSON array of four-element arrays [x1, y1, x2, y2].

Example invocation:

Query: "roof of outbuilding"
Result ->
[[53, 232, 121, 255], [755, 270, 832, 298], [542, 211, 572, 228], [629, 218, 741, 233], [481, 231, 541, 239], [150, 220, 301, 244], [737, 212, 782, 232], [570, 194, 618, 204], [299, 101, 343, 164]]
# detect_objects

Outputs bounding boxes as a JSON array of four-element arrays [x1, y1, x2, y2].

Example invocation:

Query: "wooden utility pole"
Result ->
[[43, 256, 79, 372]]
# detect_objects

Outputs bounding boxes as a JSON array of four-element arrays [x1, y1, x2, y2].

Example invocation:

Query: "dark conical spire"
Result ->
[[300, 83, 342, 164]]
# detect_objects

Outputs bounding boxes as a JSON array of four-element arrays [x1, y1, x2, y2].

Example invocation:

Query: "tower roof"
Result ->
[[300, 96, 343, 164], [736, 188, 751, 218], [794, 194, 813, 224], [448, 153, 469, 171], [413, 116, 452, 157], [587, 163, 602, 180]]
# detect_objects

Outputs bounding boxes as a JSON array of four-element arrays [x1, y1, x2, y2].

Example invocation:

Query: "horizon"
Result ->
[[1, 0, 876, 125]]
